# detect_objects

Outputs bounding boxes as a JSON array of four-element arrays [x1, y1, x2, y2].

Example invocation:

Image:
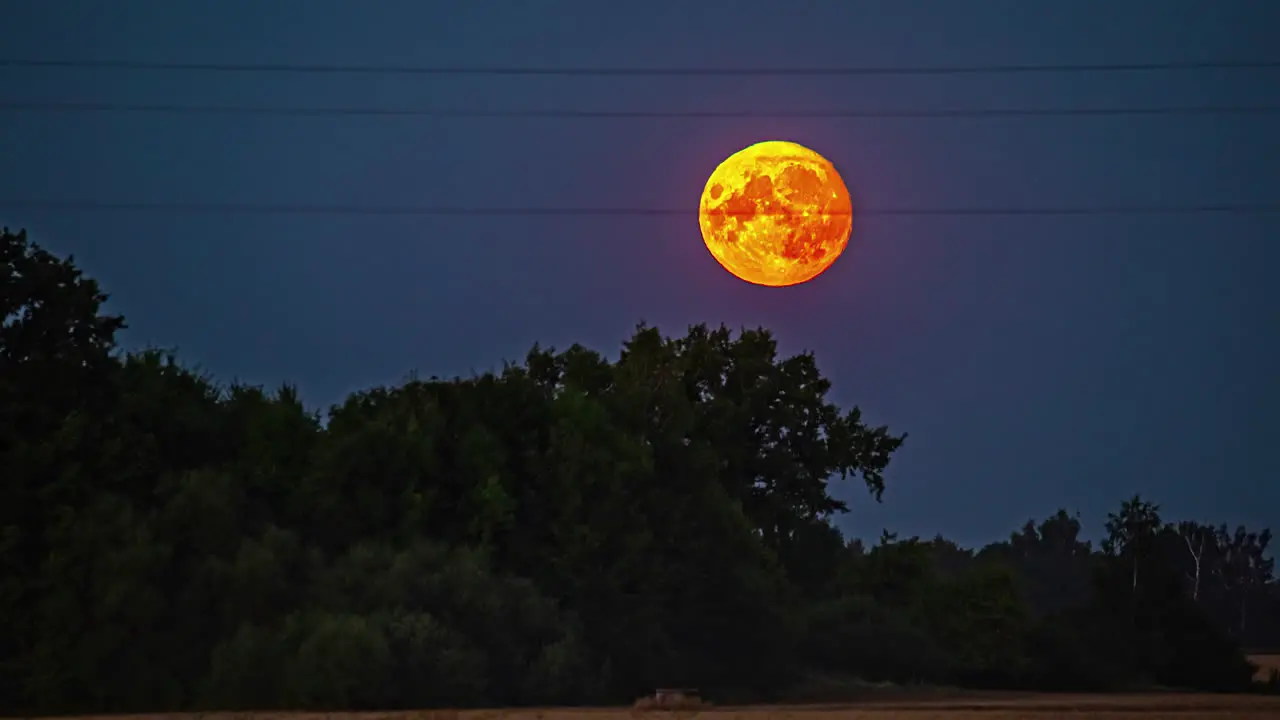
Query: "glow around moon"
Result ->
[[698, 141, 853, 287]]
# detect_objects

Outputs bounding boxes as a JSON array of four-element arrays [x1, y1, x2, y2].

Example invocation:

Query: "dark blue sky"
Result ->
[[3, 1, 1277, 547]]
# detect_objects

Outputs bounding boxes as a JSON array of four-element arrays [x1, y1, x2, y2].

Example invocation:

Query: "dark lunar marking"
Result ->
[[722, 191, 756, 220], [710, 184, 723, 199], [780, 165, 824, 204], [782, 230, 805, 260], [744, 174, 773, 198]]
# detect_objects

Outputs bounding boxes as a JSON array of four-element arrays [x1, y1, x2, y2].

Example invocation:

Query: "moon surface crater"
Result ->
[[698, 140, 853, 287]]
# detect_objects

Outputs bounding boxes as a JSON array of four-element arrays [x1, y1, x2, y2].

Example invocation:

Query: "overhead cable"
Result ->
[[3, 57, 1278, 77], [4, 101, 1278, 119], [3, 199, 1277, 218]]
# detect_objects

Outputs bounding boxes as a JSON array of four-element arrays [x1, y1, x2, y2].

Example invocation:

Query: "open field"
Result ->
[[1251, 653, 1280, 682], [18, 694, 1280, 720]]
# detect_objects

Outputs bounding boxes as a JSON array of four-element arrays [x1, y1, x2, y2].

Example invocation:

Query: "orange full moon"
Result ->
[[698, 141, 853, 287]]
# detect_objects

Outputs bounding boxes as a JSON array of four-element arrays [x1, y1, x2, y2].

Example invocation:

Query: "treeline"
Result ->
[[0, 227, 1276, 714]]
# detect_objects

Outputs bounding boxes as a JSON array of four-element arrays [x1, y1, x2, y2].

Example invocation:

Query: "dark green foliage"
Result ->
[[0, 227, 1274, 713], [1021, 611, 1124, 691]]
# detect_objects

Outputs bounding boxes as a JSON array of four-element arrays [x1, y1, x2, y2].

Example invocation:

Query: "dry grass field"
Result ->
[[19, 694, 1280, 720], [1251, 653, 1280, 682]]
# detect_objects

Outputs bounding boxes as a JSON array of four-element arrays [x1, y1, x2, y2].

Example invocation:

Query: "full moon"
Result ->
[[698, 140, 853, 287]]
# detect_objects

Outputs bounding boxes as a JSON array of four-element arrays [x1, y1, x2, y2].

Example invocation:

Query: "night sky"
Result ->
[[3, 1, 1277, 548]]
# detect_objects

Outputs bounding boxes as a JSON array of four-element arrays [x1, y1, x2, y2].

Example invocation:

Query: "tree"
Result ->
[[1210, 525, 1275, 642], [979, 510, 1095, 615], [1103, 495, 1163, 598], [618, 323, 907, 550], [921, 562, 1032, 686], [4, 231, 1275, 711], [1, 228, 128, 710], [1169, 521, 1214, 602], [0, 228, 125, 418]]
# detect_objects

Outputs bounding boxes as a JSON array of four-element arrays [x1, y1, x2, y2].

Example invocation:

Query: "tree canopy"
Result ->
[[1, 227, 1276, 713]]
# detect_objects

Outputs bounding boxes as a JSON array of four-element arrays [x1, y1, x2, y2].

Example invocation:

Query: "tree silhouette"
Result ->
[[0, 227, 1271, 712]]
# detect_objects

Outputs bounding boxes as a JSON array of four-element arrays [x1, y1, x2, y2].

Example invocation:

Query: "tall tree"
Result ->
[[979, 509, 1095, 615], [620, 323, 907, 561], [0, 228, 125, 419], [0, 228, 128, 708], [1103, 495, 1163, 596], [1211, 525, 1275, 642], [1169, 521, 1215, 602]]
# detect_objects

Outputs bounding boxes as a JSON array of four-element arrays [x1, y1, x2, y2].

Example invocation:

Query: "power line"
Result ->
[[4, 101, 1278, 119], [3, 58, 1279, 77], [3, 199, 1278, 218]]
